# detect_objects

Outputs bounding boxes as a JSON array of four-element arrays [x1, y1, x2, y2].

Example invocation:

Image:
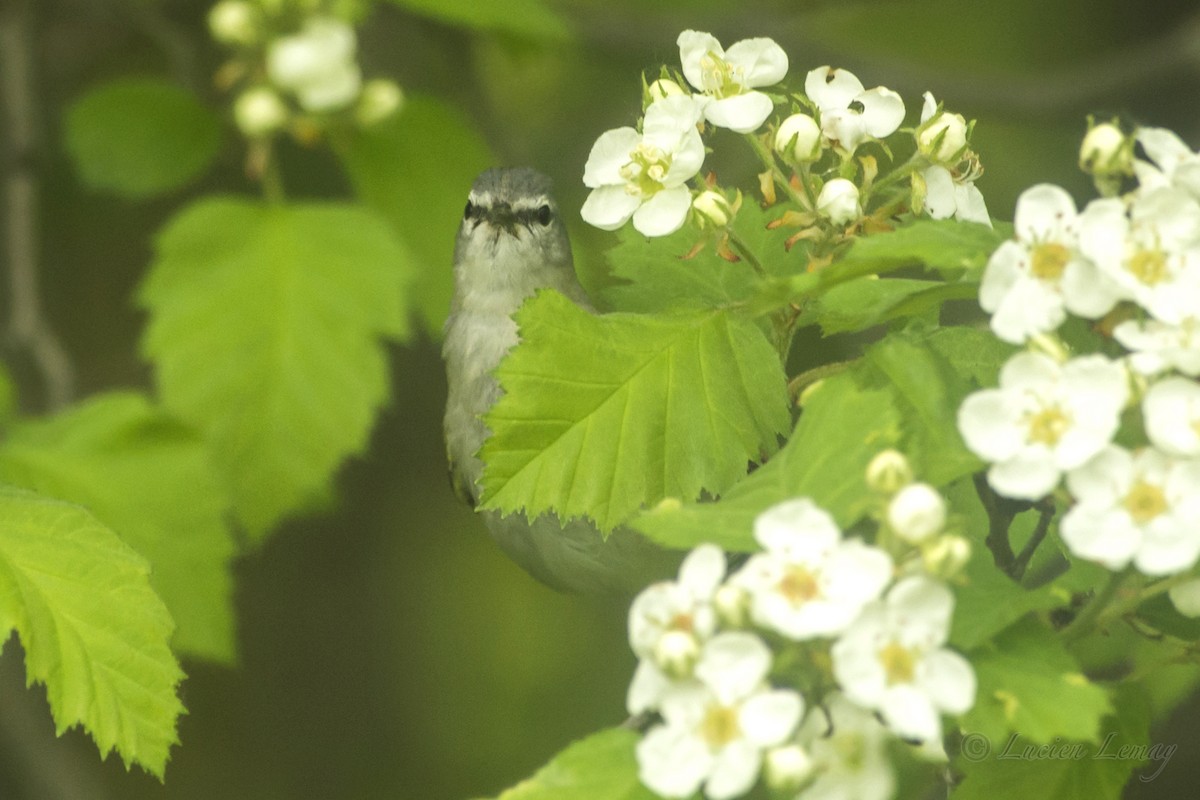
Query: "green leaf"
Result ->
[[953, 685, 1151, 800], [336, 94, 494, 335], [634, 370, 902, 551], [65, 78, 221, 198], [925, 325, 1018, 388], [479, 728, 657, 800], [962, 618, 1112, 745], [0, 392, 235, 661], [798, 277, 980, 335], [383, 0, 570, 40], [599, 203, 787, 313], [0, 485, 184, 777], [140, 198, 411, 538], [480, 291, 790, 532]]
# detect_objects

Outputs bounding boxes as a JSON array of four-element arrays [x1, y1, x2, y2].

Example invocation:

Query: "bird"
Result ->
[[442, 167, 679, 594]]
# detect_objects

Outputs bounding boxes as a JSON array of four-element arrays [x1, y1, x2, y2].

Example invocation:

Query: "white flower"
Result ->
[[805, 67, 905, 154], [763, 743, 815, 792], [797, 695, 895, 800], [775, 113, 823, 162], [1115, 316, 1200, 376], [817, 178, 861, 226], [637, 632, 804, 800], [1134, 127, 1200, 197], [354, 79, 404, 126], [1079, 122, 1130, 177], [1144, 376, 1200, 457], [920, 164, 991, 227], [1062, 446, 1200, 575], [831, 577, 975, 742], [957, 352, 1129, 499], [732, 499, 893, 640], [267, 17, 362, 112], [916, 92, 967, 165], [887, 483, 946, 544], [627, 543, 725, 713], [1078, 187, 1200, 323], [979, 184, 1119, 343], [1169, 578, 1200, 617], [677, 30, 788, 133], [581, 95, 706, 237]]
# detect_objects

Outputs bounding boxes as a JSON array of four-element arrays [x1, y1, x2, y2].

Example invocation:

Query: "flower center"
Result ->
[[669, 612, 694, 633], [878, 640, 916, 685], [1126, 246, 1170, 286], [1122, 478, 1168, 525], [1030, 242, 1070, 282], [700, 704, 741, 748], [619, 142, 672, 197], [778, 564, 821, 606], [699, 52, 743, 98], [1024, 403, 1073, 446]]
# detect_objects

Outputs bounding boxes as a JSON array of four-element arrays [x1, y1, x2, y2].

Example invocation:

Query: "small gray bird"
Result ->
[[443, 168, 677, 594]]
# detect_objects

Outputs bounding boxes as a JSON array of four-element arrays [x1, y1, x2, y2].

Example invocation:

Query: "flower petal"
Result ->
[[705, 92, 774, 133], [582, 127, 639, 187], [679, 543, 727, 597], [706, 741, 762, 800], [957, 389, 1023, 462], [637, 724, 712, 799], [677, 30, 724, 91], [581, 185, 640, 230], [879, 685, 941, 742], [954, 182, 992, 226], [858, 87, 905, 138], [724, 37, 789, 87], [695, 632, 771, 703], [1014, 184, 1077, 242], [922, 165, 956, 220], [918, 650, 976, 714], [632, 186, 692, 237], [804, 66, 864, 111], [988, 452, 1061, 500], [739, 689, 803, 746]]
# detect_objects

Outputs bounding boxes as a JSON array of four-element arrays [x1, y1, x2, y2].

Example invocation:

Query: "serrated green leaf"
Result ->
[[336, 94, 494, 335], [384, 0, 570, 40], [65, 78, 221, 198], [797, 277, 979, 335], [480, 291, 790, 532], [953, 685, 1150, 800], [0, 392, 235, 661], [140, 198, 410, 537], [599, 203, 787, 313], [962, 618, 1112, 745], [634, 370, 902, 551], [0, 485, 184, 777], [478, 728, 658, 800]]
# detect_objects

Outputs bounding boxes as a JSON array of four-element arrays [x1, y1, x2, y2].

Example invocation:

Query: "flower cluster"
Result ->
[[959, 124, 1200, 607], [207, 0, 403, 141], [627, 470, 975, 800], [581, 30, 990, 244]]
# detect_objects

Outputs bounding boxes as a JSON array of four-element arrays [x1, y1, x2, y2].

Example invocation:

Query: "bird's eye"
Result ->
[[463, 201, 475, 220], [536, 204, 553, 226]]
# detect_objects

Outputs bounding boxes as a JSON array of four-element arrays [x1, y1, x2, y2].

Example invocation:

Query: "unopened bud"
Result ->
[[1169, 578, 1200, 618], [693, 190, 733, 228], [648, 78, 687, 103], [887, 482, 946, 544], [1080, 122, 1131, 177], [714, 584, 749, 628], [355, 79, 404, 126], [917, 109, 969, 165], [208, 0, 261, 46], [654, 630, 700, 679], [234, 86, 289, 137], [922, 535, 971, 579], [817, 178, 861, 225], [775, 113, 822, 162], [764, 744, 815, 792], [866, 449, 913, 494]]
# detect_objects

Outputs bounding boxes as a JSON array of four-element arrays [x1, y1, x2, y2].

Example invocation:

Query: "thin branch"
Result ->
[[1, 0, 75, 411], [1011, 501, 1054, 581]]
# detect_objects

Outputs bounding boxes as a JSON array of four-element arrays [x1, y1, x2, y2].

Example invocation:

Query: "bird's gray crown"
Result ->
[[467, 167, 557, 212]]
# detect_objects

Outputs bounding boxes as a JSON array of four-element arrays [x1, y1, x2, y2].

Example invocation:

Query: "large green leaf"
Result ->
[[0, 485, 184, 777], [477, 728, 657, 800], [479, 291, 790, 532], [0, 392, 235, 661], [796, 276, 979, 335], [335, 94, 494, 334], [384, 0, 570, 40], [634, 370, 902, 551], [65, 78, 221, 198], [140, 198, 411, 537]]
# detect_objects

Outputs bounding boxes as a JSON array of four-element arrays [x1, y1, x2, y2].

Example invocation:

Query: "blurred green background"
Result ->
[[2, 0, 1200, 797]]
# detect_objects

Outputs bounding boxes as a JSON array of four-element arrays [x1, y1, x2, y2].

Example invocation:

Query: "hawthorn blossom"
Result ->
[[817, 178, 862, 226], [916, 92, 967, 164], [677, 30, 788, 133], [796, 694, 895, 800], [732, 498, 893, 640], [637, 632, 803, 800], [805, 67, 905, 154], [831, 577, 976, 742], [979, 184, 1119, 343], [581, 95, 706, 236], [1062, 446, 1200, 575], [1134, 127, 1200, 197], [1143, 376, 1200, 457], [957, 352, 1129, 499], [267, 17, 362, 112], [1115, 316, 1200, 376]]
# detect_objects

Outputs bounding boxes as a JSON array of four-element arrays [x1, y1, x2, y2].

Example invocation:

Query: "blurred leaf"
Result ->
[[384, 0, 570, 40], [480, 291, 789, 532], [64, 78, 221, 199], [926, 325, 1018, 387], [140, 198, 411, 538], [0, 392, 235, 662], [962, 618, 1112, 745], [635, 370, 902, 551], [0, 485, 184, 778], [336, 95, 494, 335], [798, 277, 980, 335], [478, 728, 657, 800], [599, 203, 787, 313]]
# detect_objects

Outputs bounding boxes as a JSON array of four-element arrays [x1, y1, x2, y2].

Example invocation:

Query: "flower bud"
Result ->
[[865, 449, 913, 494], [268, 18, 360, 111], [714, 584, 749, 628], [764, 744, 815, 792], [208, 0, 261, 46], [648, 78, 686, 102], [1169, 578, 1200, 618], [917, 108, 968, 164], [775, 113, 821, 162], [887, 482, 946, 544], [1079, 121, 1132, 177], [654, 630, 700, 679], [922, 535, 971, 579], [355, 79, 404, 126], [692, 190, 733, 228], [234, 86, 289, 137], [817, 178, 860, 225]]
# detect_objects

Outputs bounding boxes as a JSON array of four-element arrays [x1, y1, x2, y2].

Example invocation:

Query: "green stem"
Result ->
[[725, 226, 766, 278], [787, 359, 855, 403], [1060, 570, 1128, 643], [744, 133, 810, 208], [261, 149, 285, 204], [1094, 572, 1197, 629]]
